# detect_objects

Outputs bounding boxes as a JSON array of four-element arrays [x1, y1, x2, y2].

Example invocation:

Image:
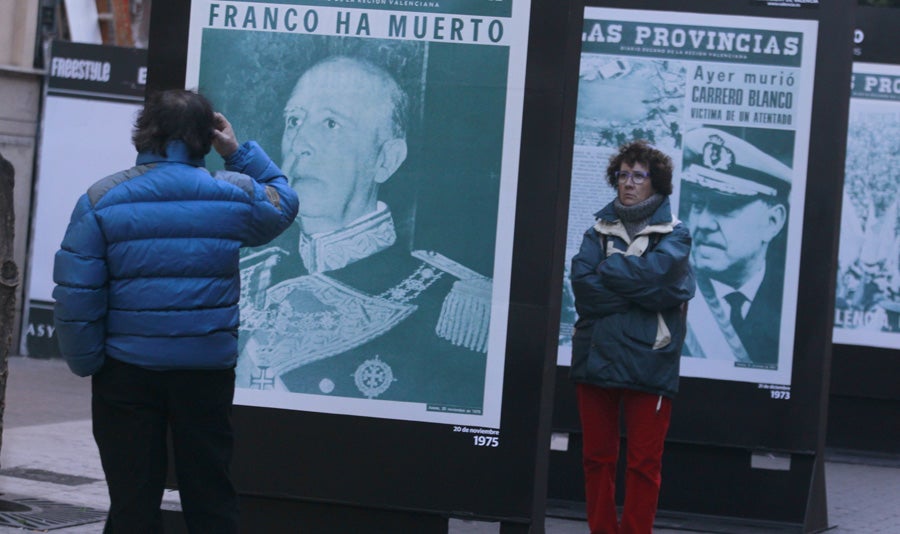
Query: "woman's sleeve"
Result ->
[[570, 229, 631, 318], [597, 224, 696, 311]]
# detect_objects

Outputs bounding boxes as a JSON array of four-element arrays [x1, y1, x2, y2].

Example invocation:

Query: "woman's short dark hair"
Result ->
[[132, 89, 215, 159], [605, 140, 674, 196]]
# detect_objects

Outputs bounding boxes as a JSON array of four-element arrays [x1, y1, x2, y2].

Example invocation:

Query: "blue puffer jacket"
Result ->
[[52, 140, 299, 376], [569, 197, 695, 397]]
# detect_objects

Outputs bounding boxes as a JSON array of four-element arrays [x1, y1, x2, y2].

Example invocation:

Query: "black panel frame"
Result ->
[[148, 1, 572, 531], [146, 0, 862, 529], [827, 5, 900, 457], [549, 0, 855, 530]]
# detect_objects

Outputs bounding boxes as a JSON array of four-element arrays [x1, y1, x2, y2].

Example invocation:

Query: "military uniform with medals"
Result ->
[[237, 203, 491, 411]]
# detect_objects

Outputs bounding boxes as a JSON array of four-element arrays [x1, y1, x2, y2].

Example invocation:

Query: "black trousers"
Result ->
[[92, 357, 239, 533]]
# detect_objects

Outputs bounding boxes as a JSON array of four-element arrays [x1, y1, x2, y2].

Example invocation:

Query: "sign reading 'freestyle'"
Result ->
[[48, 40, 147, 102]]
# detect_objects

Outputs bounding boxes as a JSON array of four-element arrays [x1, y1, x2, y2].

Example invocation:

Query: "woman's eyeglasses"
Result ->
[[615, 170, 650, 184]]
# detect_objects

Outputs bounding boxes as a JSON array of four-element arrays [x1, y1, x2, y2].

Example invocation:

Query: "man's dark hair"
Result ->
[[606, 140, 674, 196], [132, 89, 216, 159]]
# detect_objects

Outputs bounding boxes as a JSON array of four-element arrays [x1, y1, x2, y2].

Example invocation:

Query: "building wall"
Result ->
[[0, 0, 43, 354], [0, 1, 38, 67]]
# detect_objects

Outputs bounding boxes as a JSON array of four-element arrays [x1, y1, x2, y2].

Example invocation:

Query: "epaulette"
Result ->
[[412, 250, 492, 353], [239, 246, 289, 312]]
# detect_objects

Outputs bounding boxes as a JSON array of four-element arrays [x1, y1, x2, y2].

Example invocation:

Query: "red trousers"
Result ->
[[576, 384, 672, 534]]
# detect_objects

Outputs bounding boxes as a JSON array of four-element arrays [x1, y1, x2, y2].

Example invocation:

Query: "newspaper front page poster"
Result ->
[[186, 0, 531, 428], [833, 62, 900, 351], [559, 8, 818, 387]]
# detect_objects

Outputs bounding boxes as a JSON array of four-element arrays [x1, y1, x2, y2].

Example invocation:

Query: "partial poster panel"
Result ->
[[833, 62, 900, 350], [24, 40, 146, 357], [185, 0, 530, 427], [558, 8, 818, 386]]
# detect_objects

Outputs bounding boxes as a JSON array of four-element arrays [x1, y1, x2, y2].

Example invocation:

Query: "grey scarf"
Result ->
[[613, 193, 665, 240]]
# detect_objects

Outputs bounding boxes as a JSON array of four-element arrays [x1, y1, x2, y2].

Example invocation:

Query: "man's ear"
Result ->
[[374, 138, 408, 184], [762, 202, 787, 242]]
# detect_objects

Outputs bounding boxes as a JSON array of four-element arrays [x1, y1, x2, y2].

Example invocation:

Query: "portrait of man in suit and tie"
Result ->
[[678, 126, 792, 369]]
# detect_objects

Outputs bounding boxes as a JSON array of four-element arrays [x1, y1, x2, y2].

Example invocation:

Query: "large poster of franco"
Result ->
[[185, 1, 530, 427]]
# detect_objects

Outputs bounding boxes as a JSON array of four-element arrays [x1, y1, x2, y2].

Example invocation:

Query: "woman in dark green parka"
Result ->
[[570, 140, 695, 534]]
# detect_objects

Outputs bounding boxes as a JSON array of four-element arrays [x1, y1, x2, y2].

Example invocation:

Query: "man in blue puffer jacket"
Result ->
[[52, 89, 298, 533]]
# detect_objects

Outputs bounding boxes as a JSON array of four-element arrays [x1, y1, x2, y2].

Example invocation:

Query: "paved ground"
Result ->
[[0, 355, 898, 533]]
